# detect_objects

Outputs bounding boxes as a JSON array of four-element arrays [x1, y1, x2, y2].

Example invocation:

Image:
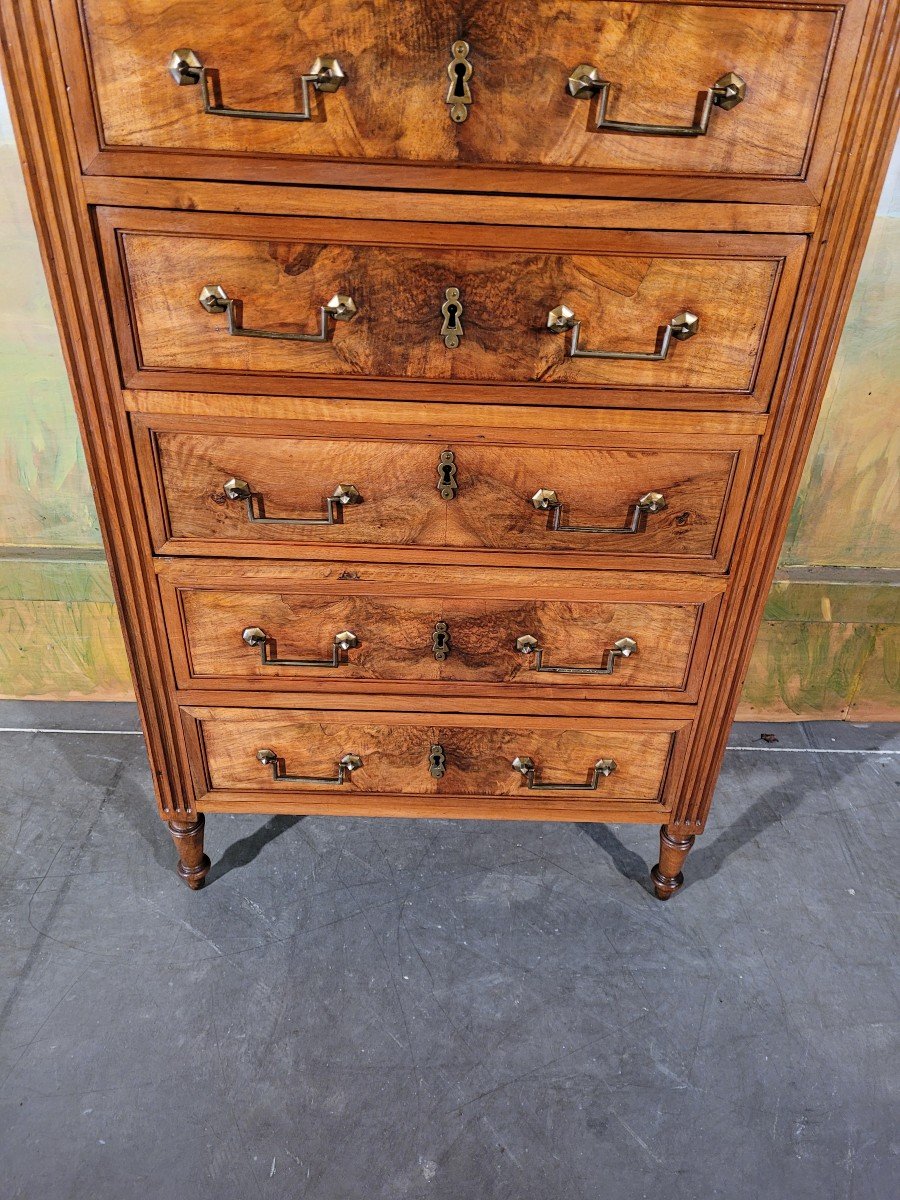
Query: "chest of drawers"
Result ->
[[2, 0, 895, 898]]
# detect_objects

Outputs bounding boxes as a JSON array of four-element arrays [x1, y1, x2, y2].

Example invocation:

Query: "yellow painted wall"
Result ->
[[0, 83, 896, 717]]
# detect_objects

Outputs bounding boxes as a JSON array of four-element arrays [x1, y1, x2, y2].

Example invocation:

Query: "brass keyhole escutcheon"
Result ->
[[432, 621, 452, 661], [429, 744, 447, 779], [437, 449, 458, 499], [446, 41, 472, 123], [440, 286, 464, 348]]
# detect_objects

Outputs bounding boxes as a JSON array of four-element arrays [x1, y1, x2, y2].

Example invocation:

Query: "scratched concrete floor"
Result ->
[[0, 703, 897, 1200]]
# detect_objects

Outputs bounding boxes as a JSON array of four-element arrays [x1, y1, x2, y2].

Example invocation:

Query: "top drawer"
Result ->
[[59, 1, 861, 203]]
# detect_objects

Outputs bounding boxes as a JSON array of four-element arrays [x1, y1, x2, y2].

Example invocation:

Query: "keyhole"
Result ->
[[429, 744, 446, 778], [441, 287, 463, 348], [439, 464, 453, 486], [453, 62, 467, 97]]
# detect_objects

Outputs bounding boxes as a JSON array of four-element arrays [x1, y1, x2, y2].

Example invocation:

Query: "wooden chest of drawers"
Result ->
[[2, 0, 895, 897]]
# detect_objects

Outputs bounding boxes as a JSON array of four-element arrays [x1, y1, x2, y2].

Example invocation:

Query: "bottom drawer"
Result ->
[[182, 707, 690, 821]]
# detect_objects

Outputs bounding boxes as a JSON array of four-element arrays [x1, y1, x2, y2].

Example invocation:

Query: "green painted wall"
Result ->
[[0, 84, 896, 716], [737, 148, 899, 719]]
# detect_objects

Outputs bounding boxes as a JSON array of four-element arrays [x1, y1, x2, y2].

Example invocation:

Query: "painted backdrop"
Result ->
[[0, 87, 896, 719]]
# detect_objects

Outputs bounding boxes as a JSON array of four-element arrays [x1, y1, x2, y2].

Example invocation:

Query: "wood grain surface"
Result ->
[[75, 0, 837, 183], [115, 226, 789, 394], [80, 176, 821, 235], [122, 389, 768, 435], [187, 705, 678, 804], [162, 569, 713, 698], [135, 418, 753, 570]]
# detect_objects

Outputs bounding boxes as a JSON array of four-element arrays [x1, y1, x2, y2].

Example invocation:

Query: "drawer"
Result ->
[[62, 1, 859, 203], [101, 209, 806, 412], [135, 416, 756, 573], [159, 560, 725, 702], [181, 705, 690, 819]]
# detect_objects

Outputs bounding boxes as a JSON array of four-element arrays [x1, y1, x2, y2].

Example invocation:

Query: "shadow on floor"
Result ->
[[577, 823, 657, 896], [208, 814, 304, 884], [580, 778, 794, 895]]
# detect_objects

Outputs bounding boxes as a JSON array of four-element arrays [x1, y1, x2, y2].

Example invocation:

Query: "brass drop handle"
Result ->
[[223, 478, 362, 525], [200, 286, 357, 342], [516, 635, 637, 676], [512, 756, 617, 791], [547, 306, 699, 360], [567, 66, 746, 137], [169, 49, 347, 121], [256, 748, 362, 785], [531, 489, 666, 535], [242, 627, 358, 668]]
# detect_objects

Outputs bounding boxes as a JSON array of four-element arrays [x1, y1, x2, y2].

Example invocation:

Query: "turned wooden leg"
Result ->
[[167, 813, 211, 890], [651, 825, 695, 901]]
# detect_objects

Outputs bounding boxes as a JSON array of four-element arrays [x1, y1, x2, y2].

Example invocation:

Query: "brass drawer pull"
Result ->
[[531, 488, 666, 534], [516, 635, 637, 675], [567, 66, 745, 137], [256, 749, 362, 786], [169, 49, 347, 122], [200, 286, 356, 342], [547, 306, 699, 360], [224, 478, 362, 525], [512, 756, 617, 791], [242, 627, 358, 668]]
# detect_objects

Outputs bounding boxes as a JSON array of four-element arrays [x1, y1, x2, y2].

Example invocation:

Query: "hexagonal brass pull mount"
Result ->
[[547, 305, 699, 361], [242, 627, 359, 668], [567, 65, 745, 136], [200, 286, 356, 343], [169, 49, 346, 121], [223, 478, 362, 526], [256, 749, 362, 786], [512, 756, 617, 791], [530, 488, 666, 535], [516, 635, 637, 676]]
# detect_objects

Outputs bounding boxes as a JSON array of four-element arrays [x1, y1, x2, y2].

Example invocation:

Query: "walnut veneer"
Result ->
[[2, 0, 896, 899]]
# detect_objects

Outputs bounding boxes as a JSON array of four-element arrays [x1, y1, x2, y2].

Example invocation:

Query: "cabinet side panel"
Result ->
[[672, 0, 899, 831]]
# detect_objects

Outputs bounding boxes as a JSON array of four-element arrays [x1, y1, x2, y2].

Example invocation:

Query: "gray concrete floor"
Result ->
[[0, 703, 897, 1200]]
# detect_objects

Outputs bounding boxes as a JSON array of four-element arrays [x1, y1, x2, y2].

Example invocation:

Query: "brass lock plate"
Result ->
[[429, 744, 447, 778], [437, 450, 458, 500], [446, 41, 473, 123], [440, 287, 464, 348], [432, 621, 452, 661]]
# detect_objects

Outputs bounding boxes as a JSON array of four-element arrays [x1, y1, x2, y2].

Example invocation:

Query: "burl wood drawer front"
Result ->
[[159, 560, 724, 702], [182, 706, 690, 819], [100, 210, 805, 412], [61, 1, 859, 202], [135, 417, 756, 573]]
